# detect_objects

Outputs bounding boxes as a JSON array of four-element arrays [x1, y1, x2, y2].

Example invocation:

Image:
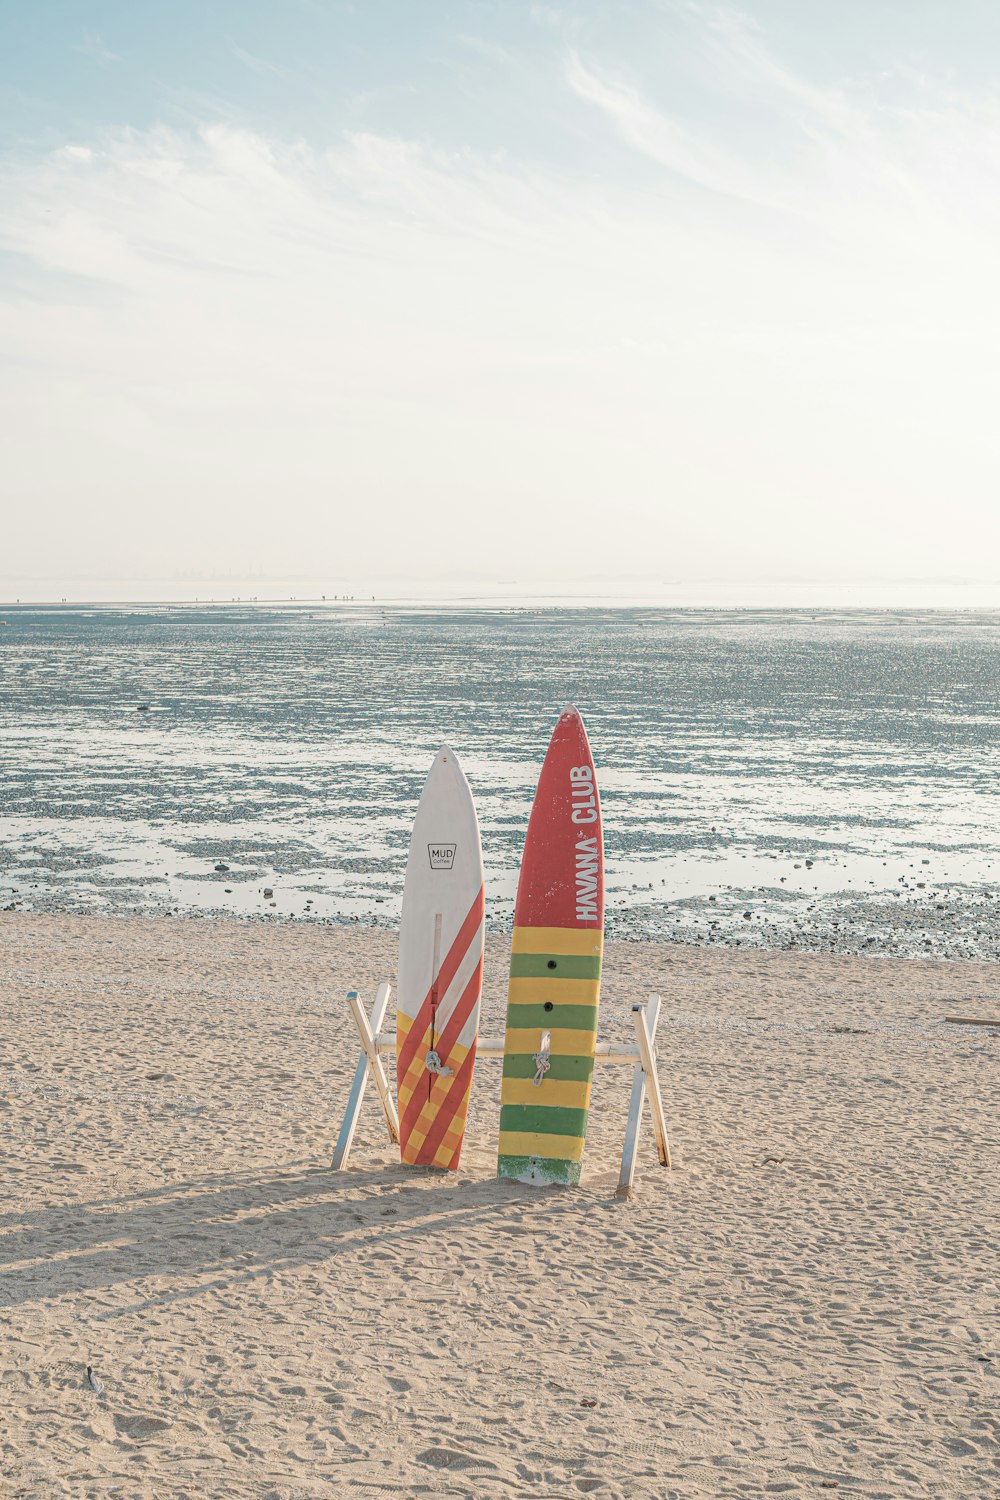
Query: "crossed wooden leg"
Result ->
[[332, 983, 399, 1169], [615, 994, 671, 1201]]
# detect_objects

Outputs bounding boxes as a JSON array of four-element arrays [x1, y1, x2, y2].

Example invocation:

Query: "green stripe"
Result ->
[[502, 1053, 594, 1083], [510, 953, 602, 980], [499, 1104, 589, 1137], [505, 1003, 598, 1032], [498, 1155, 582, 1187]]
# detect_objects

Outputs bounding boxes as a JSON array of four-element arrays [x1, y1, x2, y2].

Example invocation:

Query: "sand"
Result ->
[[1, 911, 997, 1499]]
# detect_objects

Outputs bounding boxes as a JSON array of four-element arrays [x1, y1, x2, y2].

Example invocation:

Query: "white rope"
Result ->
[[425, 1049, 453, 1077], [532, 1029, 552, 1086]]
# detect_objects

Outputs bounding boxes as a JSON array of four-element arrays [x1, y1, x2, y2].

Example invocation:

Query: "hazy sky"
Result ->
[[2, 2, 999, 599]]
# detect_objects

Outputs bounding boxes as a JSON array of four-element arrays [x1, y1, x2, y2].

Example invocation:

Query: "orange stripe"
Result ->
[[397, 997, 434, 1094], [396, 885, 484, 1078], [405, 1052, 473, 1166], [400, 1024, 432, 1088], [397, 887, 484, 1157], [437, 1122, 465, 1171], [399, 1030, 436, 1138], [433, 957, 484, 1062], [406, 1082, 442, 1149], [400, 1032, 462, 1142], [401, 1055, 457, 1145], [412, 1044, 477, 1166]]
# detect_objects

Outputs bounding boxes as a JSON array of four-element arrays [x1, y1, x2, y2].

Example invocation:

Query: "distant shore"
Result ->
[[2, 910, 996, 1498]]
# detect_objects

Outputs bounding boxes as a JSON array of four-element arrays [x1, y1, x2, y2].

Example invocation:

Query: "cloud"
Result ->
[[0, 124, 650, 581], [567, 12, 1000, 254], [1, 8, 999, 590], [72, 34, 123, 68], [565, 50, 783, 209], [229, 42, 284, 77]]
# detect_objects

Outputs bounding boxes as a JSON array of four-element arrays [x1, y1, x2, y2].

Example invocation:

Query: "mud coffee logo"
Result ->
[[427, 844, 457, 870]]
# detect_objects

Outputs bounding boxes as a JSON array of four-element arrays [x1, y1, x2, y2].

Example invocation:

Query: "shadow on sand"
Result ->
[[0, 1161, 597, 1314]]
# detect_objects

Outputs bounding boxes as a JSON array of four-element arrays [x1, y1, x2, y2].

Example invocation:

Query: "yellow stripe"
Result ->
[[503, 1027, 597, 1057], [396, 1032, 472, 1103], [398, 1044, 431, 1105], [499, 1078, 593, 1110], [497, 1131, 586, 1162], [512, 926, 603, 957], [507, 975, 600, 1005], [412, 1097, 438, 1140], [445, 1038, 471, 1067]]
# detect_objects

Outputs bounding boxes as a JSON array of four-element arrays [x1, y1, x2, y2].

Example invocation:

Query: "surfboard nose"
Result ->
[[556, 705, 587, 733], [433, 743, 460, 776], [553, 706, 590, 744], [426, 743, 473, 798]]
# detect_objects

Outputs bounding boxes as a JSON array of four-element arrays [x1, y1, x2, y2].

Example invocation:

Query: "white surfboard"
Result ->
[[395, 746, 485, 1170]]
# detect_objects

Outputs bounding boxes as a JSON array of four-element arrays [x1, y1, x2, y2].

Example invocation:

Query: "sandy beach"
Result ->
[[1, 911, 997, 1498]]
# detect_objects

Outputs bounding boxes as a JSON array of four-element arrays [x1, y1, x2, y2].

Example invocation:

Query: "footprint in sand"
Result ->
[[114, 1413, 173, 1441]]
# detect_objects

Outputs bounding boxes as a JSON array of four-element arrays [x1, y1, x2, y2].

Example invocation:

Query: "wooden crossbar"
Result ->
[[333, 985, 671, 1199], [370, 1033, 643, 1062]]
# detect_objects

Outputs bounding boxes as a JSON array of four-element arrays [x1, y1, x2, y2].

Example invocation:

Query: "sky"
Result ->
[[2, 1, 1000, 603]]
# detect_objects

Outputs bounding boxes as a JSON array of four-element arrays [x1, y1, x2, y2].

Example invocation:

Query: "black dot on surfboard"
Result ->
[[547, 960, 557, 970], [544, 1001, 554, 1012]]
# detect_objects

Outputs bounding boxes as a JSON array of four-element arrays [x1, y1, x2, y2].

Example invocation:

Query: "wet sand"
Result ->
[[1, 912, 997, 1498]]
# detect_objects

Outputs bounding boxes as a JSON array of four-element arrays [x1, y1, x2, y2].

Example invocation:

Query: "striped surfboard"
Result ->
[[498, 708, 604, 1186], [396, 746, 485, 1170]]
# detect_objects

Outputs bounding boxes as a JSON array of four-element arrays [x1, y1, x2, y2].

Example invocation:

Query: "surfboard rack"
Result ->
[[333, 987, 671, 1200]]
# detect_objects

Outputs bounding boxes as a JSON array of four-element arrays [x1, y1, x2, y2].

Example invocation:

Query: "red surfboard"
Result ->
[[497, 708, 605, 1185]]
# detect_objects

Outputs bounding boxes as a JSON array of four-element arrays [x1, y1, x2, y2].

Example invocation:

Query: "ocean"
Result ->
[[1, 602, 997, 959]]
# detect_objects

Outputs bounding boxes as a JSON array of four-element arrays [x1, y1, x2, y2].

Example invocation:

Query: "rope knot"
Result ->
[[532, 1029, 552, 1086]]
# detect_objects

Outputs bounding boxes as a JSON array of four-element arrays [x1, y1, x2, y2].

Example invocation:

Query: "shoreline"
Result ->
[[3, 889, 998, 965]]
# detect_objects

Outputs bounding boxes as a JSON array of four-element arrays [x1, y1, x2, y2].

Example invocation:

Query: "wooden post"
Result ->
[[633, 995, 670, 1170], [347, 988, 400, 1146], [615, 995, 667, 1199], [615, 994, 661, 1200], [332, 984, 398, 1170]]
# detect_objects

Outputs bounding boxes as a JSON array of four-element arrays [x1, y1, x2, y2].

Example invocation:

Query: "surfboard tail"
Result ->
[[497, 1154, 583, 1187]]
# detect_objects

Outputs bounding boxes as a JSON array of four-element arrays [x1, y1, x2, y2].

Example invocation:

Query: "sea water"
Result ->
[[1, 603, 997, 959]]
